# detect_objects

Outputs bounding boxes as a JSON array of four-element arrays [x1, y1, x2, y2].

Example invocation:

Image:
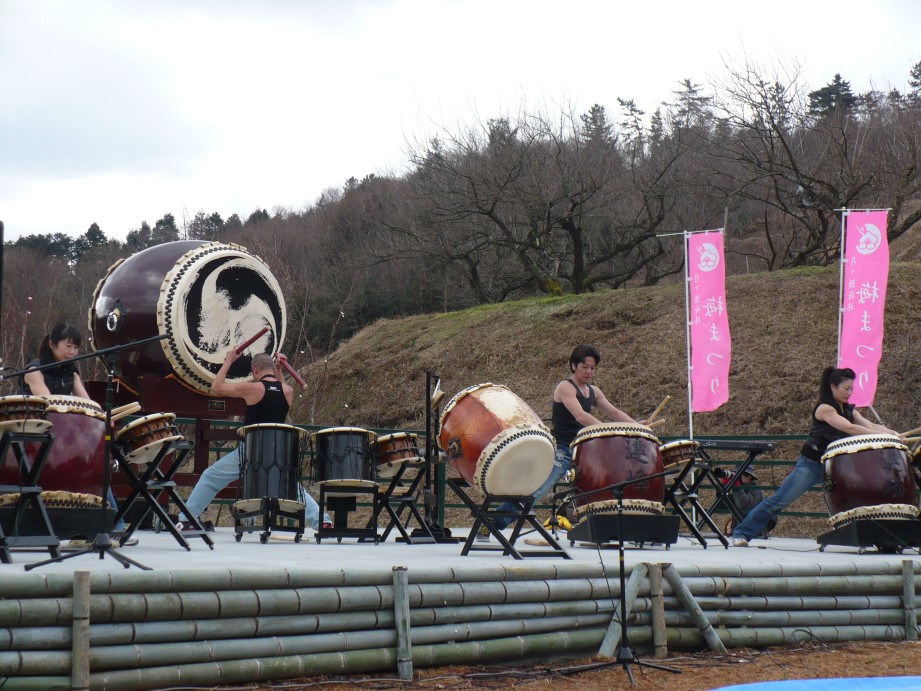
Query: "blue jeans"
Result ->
[[493, 444, 572, 530], [732, 455, 823, 541], [107, 487, 126, 532], [180, 446, 329, 529]]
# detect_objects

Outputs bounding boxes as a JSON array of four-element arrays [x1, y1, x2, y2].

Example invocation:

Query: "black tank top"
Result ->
[[244, 378, 289, 426], [21, 352, 77, 396], [801, 401, 855, 461], [551, 379, 595, 447]]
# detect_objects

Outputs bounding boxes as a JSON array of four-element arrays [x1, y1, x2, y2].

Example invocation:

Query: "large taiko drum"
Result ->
[[311, 427, 376, 482], [1, 396, 107, 497], [822, 434, 918, 528], [88, 240, 287, 393], [238, 423, 304, 501], [570, 423, 665, 518], [438, 383, 555, 496]]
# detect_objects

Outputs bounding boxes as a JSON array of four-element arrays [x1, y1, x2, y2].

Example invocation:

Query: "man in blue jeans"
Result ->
[[484, 344, 642, 539], [178, 350, 329, 531]]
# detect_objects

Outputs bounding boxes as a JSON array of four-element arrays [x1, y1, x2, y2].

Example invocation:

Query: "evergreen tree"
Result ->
[[580, 103, 614, 145], [807, 73, 857, 116], [909, 60, 921, 104]]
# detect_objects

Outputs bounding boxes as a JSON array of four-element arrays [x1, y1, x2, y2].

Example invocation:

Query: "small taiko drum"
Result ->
[[115, 413, 183, 465], [88, 240, 287, 394], [311, 427, 376, 482], [571, 423, 665, 512], [374, 432, 421, 479], [0, 395, 51, 435], [659, 439, 699, 471], [238, 423, 304, 500], [822, 434, 918, 528], [438, 383, 555, 496], [0, 396, 107, 497]]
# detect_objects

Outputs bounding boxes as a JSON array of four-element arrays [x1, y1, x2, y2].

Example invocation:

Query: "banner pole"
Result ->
[[836, 208, 848, 364], [683, 230, 694, 441]]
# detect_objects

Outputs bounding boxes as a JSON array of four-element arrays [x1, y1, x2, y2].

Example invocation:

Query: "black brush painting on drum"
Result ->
[[182, 257, 282, 380]]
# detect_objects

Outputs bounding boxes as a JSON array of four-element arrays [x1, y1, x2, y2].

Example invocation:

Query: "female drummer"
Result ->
[[731, 366, 902, 547], [22, 323, 90, 398], [22, 323, 128, 537]]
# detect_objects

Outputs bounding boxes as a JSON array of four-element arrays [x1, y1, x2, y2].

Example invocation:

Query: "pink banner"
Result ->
[[837, 210, 889, 406], [688, 231, 731, 412]]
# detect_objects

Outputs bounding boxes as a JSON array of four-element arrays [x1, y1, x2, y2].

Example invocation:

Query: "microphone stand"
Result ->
[[414, 370, 457, 543], [10, 335, 169, 571], [565, 473, 680, 685]]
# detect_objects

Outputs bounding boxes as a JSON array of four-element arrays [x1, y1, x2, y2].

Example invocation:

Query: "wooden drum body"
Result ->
[[238, 423, 303, 501], [1, 396, 107, 497], [374, 432, 421, 479], [0, 395, 51, 435], [438, 383, 555, 496], [571, 423, 665, 509], [822, 434, 918, 528], [312, 427, 376, 482], [115, 413, 182, 465], [89, 240, 287, 393], [659, 440, 699, 471]]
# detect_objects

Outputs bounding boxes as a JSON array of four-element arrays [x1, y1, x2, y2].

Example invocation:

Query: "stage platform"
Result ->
[[1, 526, 918, 574]]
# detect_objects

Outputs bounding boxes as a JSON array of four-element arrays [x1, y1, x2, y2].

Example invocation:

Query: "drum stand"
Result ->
[[24, 337, 168, 571]]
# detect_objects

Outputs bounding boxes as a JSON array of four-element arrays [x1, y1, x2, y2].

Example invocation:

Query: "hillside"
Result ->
[[296, 263, 921, 439]]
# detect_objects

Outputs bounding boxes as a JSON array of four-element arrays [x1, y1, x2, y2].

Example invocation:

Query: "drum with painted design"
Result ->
[[88, 240, 287, 393], [438, 383, 555, 496], [571, 423, 665, 507], [822, 434, 918, 527]]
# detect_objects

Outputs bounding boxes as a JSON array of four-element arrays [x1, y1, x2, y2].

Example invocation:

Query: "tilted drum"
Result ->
[[1, 396, 107, 497], [238, 423, 304, 501], [659, 439, 699, 471], [88, 240, 286, 393], [373, 432, 421, 479], [0, 395, 51, 435], [115, 413, 183, 465], [570, 423, 665, 518], [822, 434, 918, 528], [438, 383, 555, 496], [311, 427, 376, 482]]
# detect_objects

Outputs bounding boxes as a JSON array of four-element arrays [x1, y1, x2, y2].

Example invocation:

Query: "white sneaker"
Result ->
[[475, 526, 491, 542], [731, 537, 749, 547]]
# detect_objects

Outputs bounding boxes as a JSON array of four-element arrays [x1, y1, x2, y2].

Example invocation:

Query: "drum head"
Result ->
[[122, 435, 184, 465], [116, 413, 176, 440], [474, 425, 555, 496], [42, 396, 105, 420], [90, 241, 286, 393], [0, 419, 53, 435], [822, 433, 907, 461], [238, 423, 304, 437]]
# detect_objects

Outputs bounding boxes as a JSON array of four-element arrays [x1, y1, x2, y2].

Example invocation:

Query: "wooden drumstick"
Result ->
[[900, 426, 921, 438], [647, 418, 666, 429], [234, 327, 270, 354], [647, 395, 672, 423], [110, 402, 141, 422], [279, 359, 307, 388], [903, 436, 921, 444]]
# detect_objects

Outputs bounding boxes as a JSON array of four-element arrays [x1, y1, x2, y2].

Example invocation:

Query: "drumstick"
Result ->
[[234, 327, 270, 354], [903, 436, 921, 444], [279, 359, 307, 388], [900, 426, 921, 438], [647, 395, 672, 423], [110, 402, 141, 422], [647, 418, 666, 429]]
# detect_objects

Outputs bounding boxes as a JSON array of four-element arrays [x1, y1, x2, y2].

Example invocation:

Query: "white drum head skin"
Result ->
[[158, 243, 287, 393], [821, 433, 907, 461], [829, 503, 920, 528], [116, 413, 176, 440], [122, 435, 184, 465], [573, 499, 667, 521], [473, 425, 555, 496], [42, 396, 106, 420], [0, 419, 53, 435], [238, 423, 304, 438]]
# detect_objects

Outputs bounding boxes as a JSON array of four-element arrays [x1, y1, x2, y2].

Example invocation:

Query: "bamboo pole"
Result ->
[[663, 565, 727, 654], [904, 559, 918, 642], [648, 563, 668, 658], [392, 566, 412, 681], [598, 563, 647, 658], [71, 571, 90, 691]]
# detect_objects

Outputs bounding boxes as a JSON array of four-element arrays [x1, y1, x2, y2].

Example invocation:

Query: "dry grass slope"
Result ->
[[297, 263, 921, 440]]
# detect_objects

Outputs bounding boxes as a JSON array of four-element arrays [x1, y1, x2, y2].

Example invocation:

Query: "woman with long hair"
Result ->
[[731, 366, 902, 546]]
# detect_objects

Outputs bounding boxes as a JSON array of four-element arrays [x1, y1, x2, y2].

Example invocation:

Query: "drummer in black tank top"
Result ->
[[730, 366, 903, 547], [179, 349, 329, 531], [489, 344, 643, 533]]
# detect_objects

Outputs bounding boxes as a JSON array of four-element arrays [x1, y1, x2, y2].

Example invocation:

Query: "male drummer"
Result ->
[[485, 344, 642, 538], [177, 350, 329, 532]]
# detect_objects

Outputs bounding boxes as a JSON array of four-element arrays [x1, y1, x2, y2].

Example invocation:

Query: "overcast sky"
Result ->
[[1, 0, 919, 242]]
